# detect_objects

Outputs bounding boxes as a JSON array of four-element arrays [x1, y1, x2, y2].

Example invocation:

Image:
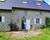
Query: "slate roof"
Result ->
[[0, 0, 50, 10], [0, 0, 13, 9]]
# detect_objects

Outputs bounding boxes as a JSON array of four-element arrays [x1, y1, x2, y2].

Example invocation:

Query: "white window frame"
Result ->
[[2, 16, 5, 22], [34, 18, 42, 25]]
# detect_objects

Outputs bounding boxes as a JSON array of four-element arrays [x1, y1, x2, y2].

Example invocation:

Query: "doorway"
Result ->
[[21, 16, 26, 30]]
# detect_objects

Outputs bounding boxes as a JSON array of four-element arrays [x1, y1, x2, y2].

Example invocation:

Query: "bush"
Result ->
[[40, 25, 47, 29], [8, 22, 19, 31], [40, 17, 50, 29], [46, 17, 50, 27]]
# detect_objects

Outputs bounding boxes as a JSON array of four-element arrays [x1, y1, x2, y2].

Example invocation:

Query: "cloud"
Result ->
[[44, 0, 50, 5]]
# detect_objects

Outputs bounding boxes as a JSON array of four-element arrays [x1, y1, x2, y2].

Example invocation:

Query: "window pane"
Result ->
[[0, 16, 2, 22], [36, 18, 40, 24]]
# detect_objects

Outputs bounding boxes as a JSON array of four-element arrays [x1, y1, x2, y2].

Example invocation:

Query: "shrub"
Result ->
[[46, 17, 50, 27], [40, 25, 47, 29], [8, 22, 19, 31]]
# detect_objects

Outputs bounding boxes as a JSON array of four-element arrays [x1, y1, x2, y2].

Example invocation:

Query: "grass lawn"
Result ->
[[0, 28, 50, 40]]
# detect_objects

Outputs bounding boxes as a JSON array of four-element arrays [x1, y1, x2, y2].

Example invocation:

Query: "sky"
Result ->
[[44, 0, 50, 5]]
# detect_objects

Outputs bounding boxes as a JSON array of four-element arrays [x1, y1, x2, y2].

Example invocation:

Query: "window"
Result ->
[[0, 16, 5, 22], [36, 18, 40, 24], [0, 16, 2, 22], [34, 18, 42, 24]]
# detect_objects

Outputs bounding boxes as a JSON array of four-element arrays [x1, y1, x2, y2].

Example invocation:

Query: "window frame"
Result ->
[[36, 18, 40, 24], [34, 17, 42, 25], [0, 16, 2, 22], [2, 16, 5, 22], [0, 16, 5, 22]]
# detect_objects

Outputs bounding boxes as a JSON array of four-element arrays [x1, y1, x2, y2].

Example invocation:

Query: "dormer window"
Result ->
[[0, 16, 5, 22], [0, 0, 5, 1], [34, 17, 42, 25]]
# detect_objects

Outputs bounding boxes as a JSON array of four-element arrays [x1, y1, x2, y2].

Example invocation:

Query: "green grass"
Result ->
[[0, 28, 50, 40]]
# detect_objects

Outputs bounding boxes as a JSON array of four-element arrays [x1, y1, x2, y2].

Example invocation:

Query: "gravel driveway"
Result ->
[[6, 31, 42, 38]]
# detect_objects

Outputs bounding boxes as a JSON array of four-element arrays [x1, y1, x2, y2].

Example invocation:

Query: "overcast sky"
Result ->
[[44, 0, 50, 5]]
